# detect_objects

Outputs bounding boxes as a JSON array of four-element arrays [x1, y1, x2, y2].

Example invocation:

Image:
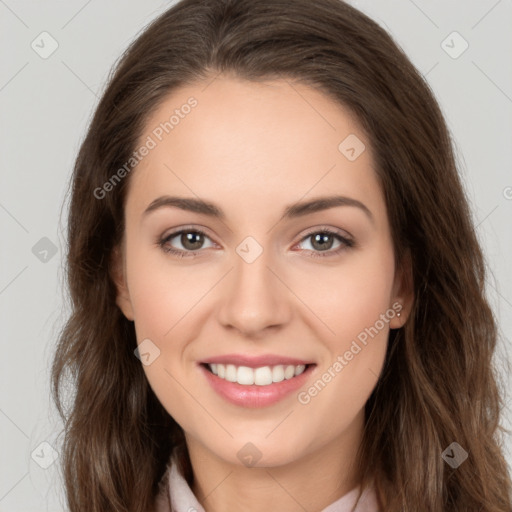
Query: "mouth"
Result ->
[[198, 360, 317, 408], [200, 362, 315, 386]]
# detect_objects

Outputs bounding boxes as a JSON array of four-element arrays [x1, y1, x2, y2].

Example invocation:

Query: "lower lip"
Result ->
[[199, 363, 316, 408]]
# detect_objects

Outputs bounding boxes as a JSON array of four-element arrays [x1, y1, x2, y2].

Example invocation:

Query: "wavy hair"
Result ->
[[51, 0, 512, 510]]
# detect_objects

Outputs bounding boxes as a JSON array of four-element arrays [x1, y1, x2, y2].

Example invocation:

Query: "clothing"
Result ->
[[154, 449, 379, 512]]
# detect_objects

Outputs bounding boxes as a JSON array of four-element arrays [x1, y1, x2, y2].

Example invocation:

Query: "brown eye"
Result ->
[[179, 231, 205, 250], [158, 228, 214, 257], [297, 229, 354, 258], [309, 232, 336, 251]]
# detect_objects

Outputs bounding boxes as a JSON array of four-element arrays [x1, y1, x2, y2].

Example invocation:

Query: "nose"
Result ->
[[217, 249, 292, 337]]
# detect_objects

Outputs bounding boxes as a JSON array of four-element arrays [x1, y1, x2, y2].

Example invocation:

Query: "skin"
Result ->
[[112, 74, 413, 512]]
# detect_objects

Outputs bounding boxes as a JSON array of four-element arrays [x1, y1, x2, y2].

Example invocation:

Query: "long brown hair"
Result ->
[[51, 0, 512, 510]]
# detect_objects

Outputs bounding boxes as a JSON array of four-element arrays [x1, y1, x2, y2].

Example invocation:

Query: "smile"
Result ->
[[199, 361, 316, 408], [206, 363, 308, 386]]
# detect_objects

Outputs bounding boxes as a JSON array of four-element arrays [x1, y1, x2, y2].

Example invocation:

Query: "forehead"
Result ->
[[126, 75, 384, 223]]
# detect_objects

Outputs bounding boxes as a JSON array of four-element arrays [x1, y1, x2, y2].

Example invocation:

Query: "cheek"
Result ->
[[125, 243, 208, 339], [295, 245, 395, 402], [124, 244, 203, 429], [124, 243, 215, 412], [297, 244, 396, 345]]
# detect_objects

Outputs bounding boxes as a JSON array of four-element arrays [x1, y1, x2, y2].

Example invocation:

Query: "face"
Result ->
[[112, 74, 411, 469]]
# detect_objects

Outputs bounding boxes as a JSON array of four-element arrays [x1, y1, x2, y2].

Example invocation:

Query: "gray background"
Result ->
[[1, 1, 511, 510]]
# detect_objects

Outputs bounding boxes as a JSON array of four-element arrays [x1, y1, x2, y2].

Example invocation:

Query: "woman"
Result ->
[[51, 0, 512, 510]]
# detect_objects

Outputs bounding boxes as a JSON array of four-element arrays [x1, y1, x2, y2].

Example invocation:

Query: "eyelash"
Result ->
[[157, 226, 354, 259]]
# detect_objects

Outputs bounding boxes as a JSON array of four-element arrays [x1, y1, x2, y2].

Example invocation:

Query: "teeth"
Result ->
[[238, 366, 255, 385], [254, 366, 272, 385], [294, 364, 306, 376], [208, 363, 307, 386], [225, 364, 237, 382], [272, 365, 285, 382]]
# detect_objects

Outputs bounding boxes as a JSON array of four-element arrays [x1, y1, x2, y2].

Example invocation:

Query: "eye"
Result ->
[[295, 228, 354, 258], [157, 226, 354, 259], [158, 227, 215, 258]]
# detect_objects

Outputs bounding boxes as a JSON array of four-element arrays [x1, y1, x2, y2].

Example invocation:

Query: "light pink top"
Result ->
[[154, 451, 379, 512]]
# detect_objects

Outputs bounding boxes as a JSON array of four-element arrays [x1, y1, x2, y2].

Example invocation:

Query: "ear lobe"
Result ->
[[390, 249, 414, 329], [109, 244, 135, 321]]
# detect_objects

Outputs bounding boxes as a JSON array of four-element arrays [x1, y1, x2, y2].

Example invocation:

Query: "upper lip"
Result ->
[[201, 354, 315, 368]]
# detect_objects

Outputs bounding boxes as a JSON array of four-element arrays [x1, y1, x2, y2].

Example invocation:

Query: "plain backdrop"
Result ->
[[1, 1, 511, 510]]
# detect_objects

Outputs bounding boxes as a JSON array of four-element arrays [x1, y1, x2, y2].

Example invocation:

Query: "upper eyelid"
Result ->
[[300, 225, 352, 239], [162, 224, 215, 239]]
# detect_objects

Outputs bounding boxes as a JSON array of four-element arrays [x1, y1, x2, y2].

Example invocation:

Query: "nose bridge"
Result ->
[[217, 237, 290, 334]]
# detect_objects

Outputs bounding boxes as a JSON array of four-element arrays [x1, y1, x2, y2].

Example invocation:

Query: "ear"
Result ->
[[389, 248, 414, 329], [109, 243, 135, 321]]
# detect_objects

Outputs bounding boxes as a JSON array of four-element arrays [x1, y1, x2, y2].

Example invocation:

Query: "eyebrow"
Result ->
[[142, 195, 374, 223]]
